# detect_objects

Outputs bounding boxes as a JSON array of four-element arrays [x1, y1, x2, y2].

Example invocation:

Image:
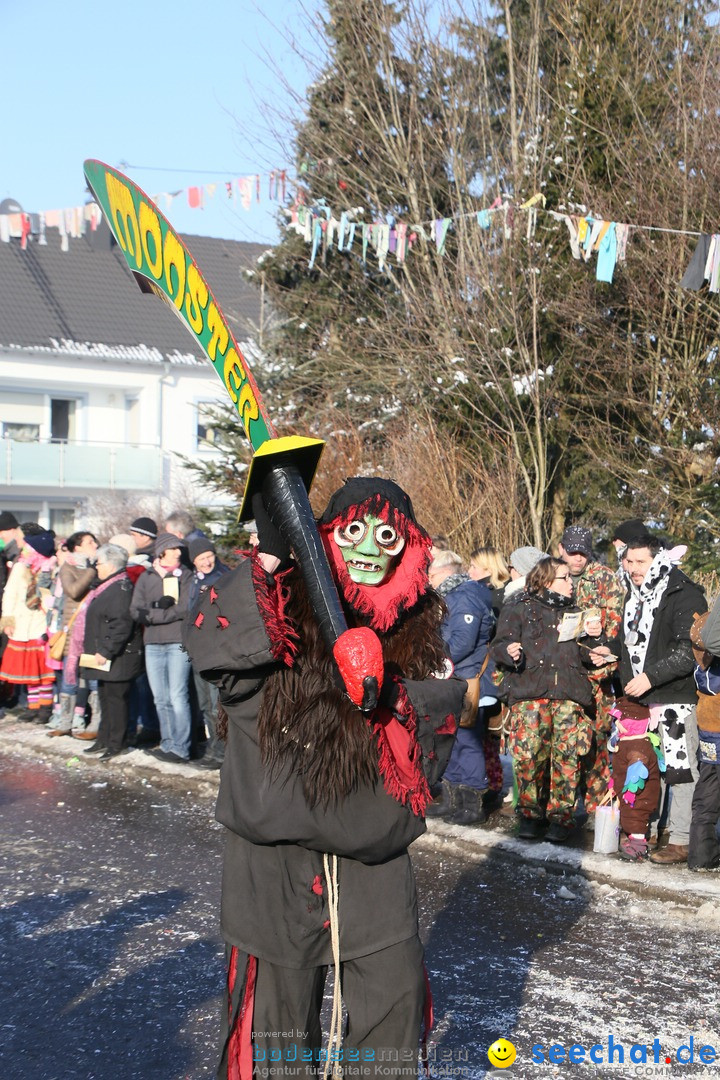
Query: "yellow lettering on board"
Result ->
[[207, 303, 229, 361], [184, 263, 209, 335], [223, 349, 244, 404], [239, 383, 260, 430], [223, 349, 260, 436], [163, 231, 186, 310], [105, 173, 141, 268], [139, 202, 163, 280]]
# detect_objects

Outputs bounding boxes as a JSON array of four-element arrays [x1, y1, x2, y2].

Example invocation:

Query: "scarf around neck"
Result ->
[[624, 549, 674, 676]]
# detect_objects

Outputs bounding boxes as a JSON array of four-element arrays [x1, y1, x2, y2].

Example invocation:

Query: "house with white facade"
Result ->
[[0, 216, 268, 534]]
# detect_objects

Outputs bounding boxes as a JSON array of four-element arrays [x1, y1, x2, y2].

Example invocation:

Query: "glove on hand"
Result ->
[[152, 595, 176, 609], [251, 492, 292, 564], [333, 627, 384, 713]]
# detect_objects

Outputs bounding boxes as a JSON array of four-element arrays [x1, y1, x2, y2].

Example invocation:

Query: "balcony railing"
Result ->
[[0, 438, 168, 491]]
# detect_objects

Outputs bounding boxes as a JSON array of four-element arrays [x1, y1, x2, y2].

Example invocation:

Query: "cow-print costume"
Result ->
[[624, 549, 694, 784]]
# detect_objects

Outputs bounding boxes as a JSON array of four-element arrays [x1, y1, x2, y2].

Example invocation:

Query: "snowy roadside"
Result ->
[[419, 818, 720, 914], [0, 716, 220, 799], [3, 715, 718, 916]]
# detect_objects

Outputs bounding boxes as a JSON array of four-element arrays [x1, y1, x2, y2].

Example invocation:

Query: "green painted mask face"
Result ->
[[333, 514, 405, 586]]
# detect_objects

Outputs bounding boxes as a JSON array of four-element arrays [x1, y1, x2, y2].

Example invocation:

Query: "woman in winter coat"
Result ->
[[490, 556, 601, 843], [130, 532, 193, 762], [78, 543, 144, 760], [426, 549, 496, 825], [47, 530, 100, 738]]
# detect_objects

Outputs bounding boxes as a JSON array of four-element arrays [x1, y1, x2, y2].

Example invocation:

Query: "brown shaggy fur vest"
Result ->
[[257, 568, 447, 807]]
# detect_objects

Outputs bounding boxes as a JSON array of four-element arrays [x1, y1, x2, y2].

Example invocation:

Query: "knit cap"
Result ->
[[130, 516, 158, 539], [509, 546, 547, 576], [188, 537, 215, 563], [0, 511, 19, 531], [24, 530, 56, 558]]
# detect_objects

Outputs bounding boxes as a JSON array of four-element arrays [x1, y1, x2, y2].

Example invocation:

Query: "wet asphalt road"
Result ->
[[1, 751, 719, 1080]]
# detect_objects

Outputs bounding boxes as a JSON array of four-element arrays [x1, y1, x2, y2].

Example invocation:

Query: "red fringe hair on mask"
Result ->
[[319, 496, 432, 633]]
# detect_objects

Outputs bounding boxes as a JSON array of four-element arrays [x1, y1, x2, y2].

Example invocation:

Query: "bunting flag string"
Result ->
[[285, 192, 713, 291], [0, 165, 289, 251], [1, 163, 715, 294]]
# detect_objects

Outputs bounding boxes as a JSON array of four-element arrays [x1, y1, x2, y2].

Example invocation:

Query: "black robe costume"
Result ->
[[186, 486, 465, 1079]]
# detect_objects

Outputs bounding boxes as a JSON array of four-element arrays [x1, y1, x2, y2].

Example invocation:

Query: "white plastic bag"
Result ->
[[593, 798, 620, 854]]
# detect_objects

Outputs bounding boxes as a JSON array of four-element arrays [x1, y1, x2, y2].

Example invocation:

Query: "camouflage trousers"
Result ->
[[579, 681, 614, 812], [507, 698, 592, 827]]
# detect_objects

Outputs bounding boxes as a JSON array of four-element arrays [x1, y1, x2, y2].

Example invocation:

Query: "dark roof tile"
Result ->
[[0, 225, 268, 361]]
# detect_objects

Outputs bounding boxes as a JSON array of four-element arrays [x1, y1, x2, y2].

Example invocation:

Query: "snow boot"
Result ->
[[47, 692, 76, 736], [517, 815, 545, 840], [449, 785, 488, 826], [425, 779, 458, 819]]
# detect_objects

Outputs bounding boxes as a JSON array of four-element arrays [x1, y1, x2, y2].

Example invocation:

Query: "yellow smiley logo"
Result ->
[[488, 1038, 517, 1068]]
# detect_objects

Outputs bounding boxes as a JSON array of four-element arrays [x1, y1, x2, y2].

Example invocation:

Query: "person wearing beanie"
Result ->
[[504, 545, 548, 601], [0, 510, 20, 533], [111, 532, 157, 747], [591, 535, 707, 866], [558, 524, 625, 822], [128, 517, 158, 555], [186, 537, 230, 770], [130, 531, 193, 763], [0, 523, 57, 722], [612, 518, 652, 553], [607, 697, 664, 861], [185, 476, 466, 1075]]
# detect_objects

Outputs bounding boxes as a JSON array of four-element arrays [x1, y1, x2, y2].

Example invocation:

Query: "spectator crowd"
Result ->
[[0, 506, 718, 872], [0, 509, 232, 770]]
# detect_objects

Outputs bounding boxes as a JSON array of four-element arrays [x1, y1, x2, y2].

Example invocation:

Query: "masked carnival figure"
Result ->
[[185, 477, 466, 1080]]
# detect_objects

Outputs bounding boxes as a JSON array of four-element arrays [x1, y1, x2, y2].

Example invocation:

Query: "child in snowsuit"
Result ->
[[608, 697, 664, 860]]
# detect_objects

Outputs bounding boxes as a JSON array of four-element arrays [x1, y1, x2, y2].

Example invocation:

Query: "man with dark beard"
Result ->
[[186, 477, 466, 1080]]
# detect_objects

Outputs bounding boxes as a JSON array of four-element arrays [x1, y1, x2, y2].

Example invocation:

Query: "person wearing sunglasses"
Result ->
[[491, 556, 602, 843]]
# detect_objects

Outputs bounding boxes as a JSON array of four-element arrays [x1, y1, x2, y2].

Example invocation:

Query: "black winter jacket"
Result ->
[[81, 571, 143, 683], [618, 567, 706, 704], [490, 590, 595, 708]]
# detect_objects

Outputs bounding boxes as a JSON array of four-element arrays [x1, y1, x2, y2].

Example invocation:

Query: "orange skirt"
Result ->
[[0, 638, 54, 684]]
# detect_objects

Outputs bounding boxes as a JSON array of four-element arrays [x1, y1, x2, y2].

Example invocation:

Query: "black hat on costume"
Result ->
[[153, 532, 186, 558], [320, 477, 419, 526], [188, 538, 215, 563], [130, 517, 158, 539], [0, 511, 19, 531]]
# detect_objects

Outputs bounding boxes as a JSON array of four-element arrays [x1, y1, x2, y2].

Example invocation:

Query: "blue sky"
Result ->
[[2, 0, 320, 245]]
